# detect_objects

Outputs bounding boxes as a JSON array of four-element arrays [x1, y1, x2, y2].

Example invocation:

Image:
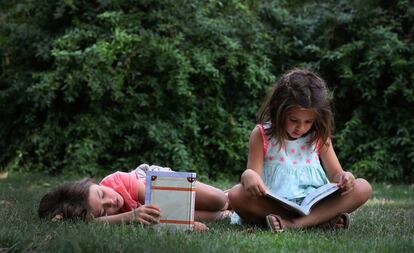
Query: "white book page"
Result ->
[[266, 191, 306, 215], [301, 183, 339, 208]]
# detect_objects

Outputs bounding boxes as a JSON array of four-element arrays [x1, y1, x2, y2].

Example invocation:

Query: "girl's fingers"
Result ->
[[249, 188, 257, 198], [336, 174, 343, 186], [344, 173, 355, 189], [143, 214, 158, 224], [145, 204, 161, 211], [337, 172, 355, 195], [245, 180, 266, 198], [138, 205, 161, 219], [137, 212, 159, 224], [340, 180, 355, 196], [254, 185, 260, 196], [338, 172, 350, 188], [258, 182, 267, 195], [340, 189, 351, 196], [138, 219, 151, 225], [245, 184, 257, 197], [341, 178, 349, 188], [133, 207, 161, 224], [144, 207, 161, 217], [256, 185, 265, 196], [340, 186, 353, 196]]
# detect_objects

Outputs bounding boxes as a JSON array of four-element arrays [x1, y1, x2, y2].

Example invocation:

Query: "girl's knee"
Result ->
[[228, 184, 249, 210], [354, 178, 372, 203], [195, 182, 227, 210], [227, 185, 241, 204], [204, 188, 227, 210]]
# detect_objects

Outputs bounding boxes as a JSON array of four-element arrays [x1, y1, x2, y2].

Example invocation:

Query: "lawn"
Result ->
[[0, 173, 413, 253]]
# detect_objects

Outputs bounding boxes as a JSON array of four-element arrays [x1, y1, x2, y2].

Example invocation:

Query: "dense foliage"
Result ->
[[1, 0, 413, 182]]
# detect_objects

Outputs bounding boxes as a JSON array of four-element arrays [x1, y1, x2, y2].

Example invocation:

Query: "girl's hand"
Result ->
[[241, 169, 267, 198], [335, 171, 355, 196], [132, 204, 161, 225]]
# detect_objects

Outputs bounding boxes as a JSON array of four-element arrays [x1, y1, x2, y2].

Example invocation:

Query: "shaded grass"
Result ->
[[0, 173, 413, 253]]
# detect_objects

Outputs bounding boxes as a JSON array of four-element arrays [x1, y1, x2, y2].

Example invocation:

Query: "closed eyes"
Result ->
[[99, 190, 105, 216]]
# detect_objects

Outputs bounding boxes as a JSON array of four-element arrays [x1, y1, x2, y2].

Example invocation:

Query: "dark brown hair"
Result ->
[[38, 178, 96, 221], [258, 68, 333, 151]]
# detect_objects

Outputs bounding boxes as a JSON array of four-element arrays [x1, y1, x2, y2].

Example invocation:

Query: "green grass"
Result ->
[[1, 173, 413, 253]]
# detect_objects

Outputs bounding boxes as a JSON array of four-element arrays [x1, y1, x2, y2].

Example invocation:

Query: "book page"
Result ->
[[266, 191, 306, 215], [301, 183, 339, 208]]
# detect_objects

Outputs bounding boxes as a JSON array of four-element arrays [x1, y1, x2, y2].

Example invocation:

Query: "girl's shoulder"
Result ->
[[256, 122, 272, 138], [258, 122, 272, 130], [255, 122, 273, 156], [100, 171, 134, 186], [254, 123, 270, 138]]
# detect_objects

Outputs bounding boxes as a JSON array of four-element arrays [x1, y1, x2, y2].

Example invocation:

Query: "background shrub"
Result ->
[[1, 0, 413, 182]]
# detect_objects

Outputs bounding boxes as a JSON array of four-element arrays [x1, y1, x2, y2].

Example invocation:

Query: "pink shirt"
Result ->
[[100, 171, 143, 213]]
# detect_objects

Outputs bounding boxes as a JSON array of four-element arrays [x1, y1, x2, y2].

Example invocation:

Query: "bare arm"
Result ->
[[319, 139, 355, 195], [94, 204, 161, 225], [240, 126, 267, 197]]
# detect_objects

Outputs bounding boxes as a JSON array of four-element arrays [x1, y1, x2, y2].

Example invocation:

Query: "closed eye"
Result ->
[[99, 190, 105, 216]]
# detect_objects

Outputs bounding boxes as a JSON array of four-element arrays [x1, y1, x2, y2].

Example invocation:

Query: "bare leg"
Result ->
[[228, 178, 372, 229], [288, 178, 372, 228], [228, 183, 297, 224], [194, 181, 230, 221], [195, 210, 232, 221]]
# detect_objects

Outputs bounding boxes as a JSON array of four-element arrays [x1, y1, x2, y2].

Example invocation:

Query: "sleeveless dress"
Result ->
[[258, 123, 329, 203], [230, 123, 329, 224]]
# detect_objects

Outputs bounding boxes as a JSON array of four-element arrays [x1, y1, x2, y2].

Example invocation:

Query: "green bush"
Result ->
[[1, 0, 413, 182], [0, 0, 273, 177], [253, 0, 414, 182], [319, 0, 414, 182]]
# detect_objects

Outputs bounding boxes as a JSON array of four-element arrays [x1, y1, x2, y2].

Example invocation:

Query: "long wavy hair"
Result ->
[[38, 178, 96, 221], [258, 68, 334, 151]]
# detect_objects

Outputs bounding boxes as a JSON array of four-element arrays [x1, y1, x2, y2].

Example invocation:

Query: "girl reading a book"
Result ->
[[38, 164, 231, 231], [228, 68, 372, 232]]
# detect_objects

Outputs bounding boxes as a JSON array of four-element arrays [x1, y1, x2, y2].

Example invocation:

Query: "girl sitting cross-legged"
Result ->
[[228, 68, 372, 232]]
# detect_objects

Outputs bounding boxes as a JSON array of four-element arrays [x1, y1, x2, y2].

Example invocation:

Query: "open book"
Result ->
[[266, 183, 340, 216], [144, 171, 196, 231]]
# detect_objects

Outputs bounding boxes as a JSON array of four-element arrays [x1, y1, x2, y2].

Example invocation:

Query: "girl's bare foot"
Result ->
[[193, 221, 209, 232], [265, 214, 284, 233]]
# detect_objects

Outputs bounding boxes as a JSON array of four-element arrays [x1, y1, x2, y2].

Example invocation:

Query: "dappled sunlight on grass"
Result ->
[[366, 197, 414, 209]]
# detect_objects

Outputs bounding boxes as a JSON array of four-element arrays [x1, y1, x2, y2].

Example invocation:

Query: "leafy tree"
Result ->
[[1, 0, 413, 182], [0, 0, 272, 178]]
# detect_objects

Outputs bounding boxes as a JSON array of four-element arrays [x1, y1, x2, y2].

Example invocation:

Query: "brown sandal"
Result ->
[[265, 214, 284, 233], [319, 213, 350, 230]]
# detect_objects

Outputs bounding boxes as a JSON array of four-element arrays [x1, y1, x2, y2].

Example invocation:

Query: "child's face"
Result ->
[[88, 184, 124, 217], [285, 107, 315, 139]]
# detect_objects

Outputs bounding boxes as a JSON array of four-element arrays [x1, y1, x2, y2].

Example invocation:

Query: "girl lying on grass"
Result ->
[[38, 164, 231, 231]]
